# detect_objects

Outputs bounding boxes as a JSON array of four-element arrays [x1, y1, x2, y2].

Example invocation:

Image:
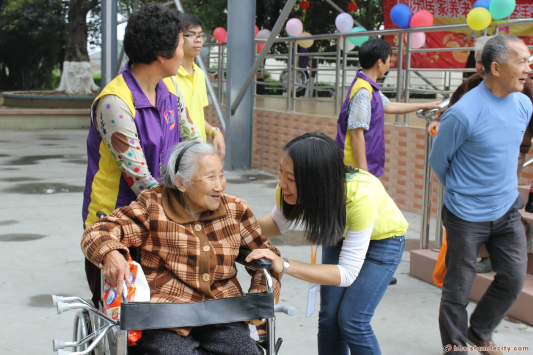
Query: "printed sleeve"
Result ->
[[174, 79, 202, 142], [93, 95, 158, 195], [379, 91, 390, 107], [347, 88, 372, 130]]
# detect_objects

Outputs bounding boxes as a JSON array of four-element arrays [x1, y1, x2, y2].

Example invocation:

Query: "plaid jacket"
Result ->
[[82, 184, 282, 305]]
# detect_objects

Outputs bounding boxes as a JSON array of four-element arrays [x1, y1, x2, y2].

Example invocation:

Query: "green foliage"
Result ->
[[178, 0, 383, 60], [0, 0, 67, 90]]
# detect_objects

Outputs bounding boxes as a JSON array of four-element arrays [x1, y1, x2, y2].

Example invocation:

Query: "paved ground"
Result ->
[[0, 130, 532, 354]]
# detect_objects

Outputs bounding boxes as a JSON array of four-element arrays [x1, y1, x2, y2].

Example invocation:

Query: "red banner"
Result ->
[[383, 0, 533, 69]]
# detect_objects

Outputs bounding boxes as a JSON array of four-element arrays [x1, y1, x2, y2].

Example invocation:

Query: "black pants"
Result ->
[[439, 197, 527, 354], [128, 323, 261, 355]]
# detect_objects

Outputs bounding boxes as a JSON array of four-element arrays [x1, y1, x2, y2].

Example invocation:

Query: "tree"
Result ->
[[57, 0, 100, 94], [181, 0, 383, 57], [0, 0, 67, 90]]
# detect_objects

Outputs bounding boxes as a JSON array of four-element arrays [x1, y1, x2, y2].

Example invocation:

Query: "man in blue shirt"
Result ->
[[429, 35, 532, 355]]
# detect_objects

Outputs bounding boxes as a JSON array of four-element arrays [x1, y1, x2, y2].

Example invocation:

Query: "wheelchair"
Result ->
[[52, 247, 295, 355]]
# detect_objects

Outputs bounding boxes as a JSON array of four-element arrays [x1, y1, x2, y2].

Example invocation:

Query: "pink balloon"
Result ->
[[286, 18, 303, 37], [410, 10, 433, 27], [213, 27, 227, 43], [403, 32, 426, 49], [255, 25, 259, 37], [257, 42, 265, 54]]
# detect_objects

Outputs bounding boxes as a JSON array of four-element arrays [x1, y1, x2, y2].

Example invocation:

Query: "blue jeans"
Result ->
[[317, 236, 405, 355], [439, 197, 527, 354]]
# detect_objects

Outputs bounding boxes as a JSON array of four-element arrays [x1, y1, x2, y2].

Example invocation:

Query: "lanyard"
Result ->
[[310, 244, 318, 265]]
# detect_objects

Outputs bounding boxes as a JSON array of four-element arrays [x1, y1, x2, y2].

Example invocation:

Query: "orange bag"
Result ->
[[432, 230, 447, 288], [103, 256, 150, 346]]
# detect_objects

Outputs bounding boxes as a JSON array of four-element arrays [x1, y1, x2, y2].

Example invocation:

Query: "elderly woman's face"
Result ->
[[182, 154, 226, 213]]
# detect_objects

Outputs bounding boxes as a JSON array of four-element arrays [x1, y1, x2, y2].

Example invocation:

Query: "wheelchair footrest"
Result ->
[[120, 292, 274, 330]]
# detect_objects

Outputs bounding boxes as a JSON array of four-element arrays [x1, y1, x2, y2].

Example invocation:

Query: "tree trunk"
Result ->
[[57, 0, 100, 94]]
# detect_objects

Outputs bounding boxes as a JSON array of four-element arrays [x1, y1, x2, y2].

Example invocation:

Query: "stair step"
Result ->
[[410, 249, 533, 325]]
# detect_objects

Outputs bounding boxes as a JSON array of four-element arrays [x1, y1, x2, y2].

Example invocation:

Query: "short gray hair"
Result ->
[[473, 36, 491, 59], [482, 35, 524, 78], [163, 142, 218, 189]]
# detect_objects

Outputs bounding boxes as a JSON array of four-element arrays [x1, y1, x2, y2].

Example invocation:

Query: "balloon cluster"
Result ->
[[467, 0, 516, 31], [390, 4, 433, 49], [284, 18, 314, 49], [334, 13, 369, 50]]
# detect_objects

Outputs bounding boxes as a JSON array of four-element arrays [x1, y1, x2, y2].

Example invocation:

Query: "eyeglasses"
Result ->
[[183, 33, 207, 41]]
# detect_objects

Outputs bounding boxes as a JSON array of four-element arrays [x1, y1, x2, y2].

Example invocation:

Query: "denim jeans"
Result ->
[[317, 236, 405, 355], [439, 196, 527, 354]]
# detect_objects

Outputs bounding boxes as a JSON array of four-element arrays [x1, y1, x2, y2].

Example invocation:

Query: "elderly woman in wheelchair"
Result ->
[[78, 141, 282, 355]]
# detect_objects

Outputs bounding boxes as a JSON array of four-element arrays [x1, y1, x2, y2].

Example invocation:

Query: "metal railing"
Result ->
[[201, 18, 533, 250]]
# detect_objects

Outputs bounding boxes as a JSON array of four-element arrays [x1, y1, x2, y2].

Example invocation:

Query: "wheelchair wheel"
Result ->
[[73, 310, 91, 352], [280, 70, 308, 93]]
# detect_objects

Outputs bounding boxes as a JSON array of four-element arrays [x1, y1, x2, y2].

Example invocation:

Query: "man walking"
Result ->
[[429, 35, 532, 355]]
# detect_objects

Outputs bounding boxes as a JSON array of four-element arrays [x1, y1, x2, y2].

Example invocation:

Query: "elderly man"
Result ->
[[429, 35, 532, 355]]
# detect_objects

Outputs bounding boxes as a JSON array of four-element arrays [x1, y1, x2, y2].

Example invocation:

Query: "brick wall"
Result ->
[[205, 104, 533, 216]]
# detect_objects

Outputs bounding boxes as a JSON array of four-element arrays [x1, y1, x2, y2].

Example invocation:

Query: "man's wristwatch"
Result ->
[[209, 127, 221, 137], [281, 258, 290, 274]]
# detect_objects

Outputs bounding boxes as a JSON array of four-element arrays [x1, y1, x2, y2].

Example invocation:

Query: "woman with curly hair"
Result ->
[[82, 3, 201, 307]]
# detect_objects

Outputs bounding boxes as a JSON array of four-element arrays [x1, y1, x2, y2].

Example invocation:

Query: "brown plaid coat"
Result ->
[[82, 184, 282, 305]]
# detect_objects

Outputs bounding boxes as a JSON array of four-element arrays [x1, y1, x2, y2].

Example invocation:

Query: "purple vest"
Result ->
[[82, 63, 181, 227], [335, 71, 385, 177]]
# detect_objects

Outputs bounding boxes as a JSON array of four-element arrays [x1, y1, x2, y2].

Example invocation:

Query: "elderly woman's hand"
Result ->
[[246, 249, 284, 274], [102, 250, 131, 296]]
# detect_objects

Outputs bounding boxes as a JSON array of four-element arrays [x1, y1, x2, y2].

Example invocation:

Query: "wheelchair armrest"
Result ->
[[236, 247, 273, 270]]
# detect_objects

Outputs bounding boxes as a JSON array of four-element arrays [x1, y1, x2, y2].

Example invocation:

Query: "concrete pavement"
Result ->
[[0, 129, 531, 354]]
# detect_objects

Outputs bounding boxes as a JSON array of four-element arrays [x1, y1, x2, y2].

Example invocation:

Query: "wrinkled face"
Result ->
[[183, 25, 205, 58], [475, 51, 484, 77], [278, 153, 298, 205], [181, 154, 226, 214], [494, 40, 531, 95], [165, 32, 184, 76]]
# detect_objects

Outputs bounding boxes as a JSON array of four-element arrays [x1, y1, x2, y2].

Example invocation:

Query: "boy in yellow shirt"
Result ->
[[175, 13, 226, 158]]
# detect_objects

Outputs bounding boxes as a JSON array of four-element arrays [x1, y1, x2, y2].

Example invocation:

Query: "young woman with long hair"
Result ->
[[246, 132, 408, 355]]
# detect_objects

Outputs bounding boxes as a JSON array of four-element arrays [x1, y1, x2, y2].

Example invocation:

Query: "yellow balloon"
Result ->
[[467, 7, 492, 31], [297, 31, 314, 49]]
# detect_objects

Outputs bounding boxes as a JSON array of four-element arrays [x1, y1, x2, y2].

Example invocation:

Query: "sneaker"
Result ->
[[475, 257, 492, 273], [467, 327, 503, 355]]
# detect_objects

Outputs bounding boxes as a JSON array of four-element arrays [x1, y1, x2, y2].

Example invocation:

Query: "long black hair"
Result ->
[[280, 133, 353, 247]]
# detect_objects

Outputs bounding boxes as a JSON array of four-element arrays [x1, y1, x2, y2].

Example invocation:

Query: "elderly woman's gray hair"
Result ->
[[473, 36, 491, 59], [164, 142, 218, 188], [482, 35, 524, 77]]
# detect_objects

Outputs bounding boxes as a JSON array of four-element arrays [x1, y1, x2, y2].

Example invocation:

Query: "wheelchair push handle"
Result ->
[[274, 302, 297, 316], [236, 247, 273, 269]]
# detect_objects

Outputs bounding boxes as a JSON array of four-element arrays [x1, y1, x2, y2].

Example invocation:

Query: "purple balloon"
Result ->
[[390, 4, 412, 29], [473, 0, 491, 10]]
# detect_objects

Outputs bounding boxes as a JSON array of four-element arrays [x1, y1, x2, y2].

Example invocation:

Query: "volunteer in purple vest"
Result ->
[[335, 39, 440, 177], [82, 3, 201, 307]]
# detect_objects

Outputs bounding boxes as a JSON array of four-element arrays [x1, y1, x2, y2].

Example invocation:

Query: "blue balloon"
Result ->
[[473, 0, 491, 10], [390, 4, 412, 29]]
